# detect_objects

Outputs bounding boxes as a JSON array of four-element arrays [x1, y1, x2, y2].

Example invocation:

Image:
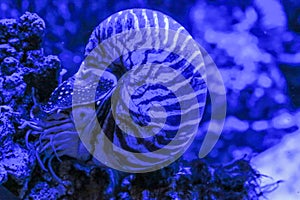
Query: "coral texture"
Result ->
[[0, 12, 60, 198]]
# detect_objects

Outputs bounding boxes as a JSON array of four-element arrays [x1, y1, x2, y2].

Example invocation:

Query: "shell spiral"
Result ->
[[46, 9, 207, 173]]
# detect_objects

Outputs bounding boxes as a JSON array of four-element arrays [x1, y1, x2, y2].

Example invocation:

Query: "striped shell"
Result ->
[[44, 9, 207, 173]]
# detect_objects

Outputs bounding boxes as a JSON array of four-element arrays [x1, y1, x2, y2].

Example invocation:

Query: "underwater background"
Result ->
[[0, 0, 299, 199]]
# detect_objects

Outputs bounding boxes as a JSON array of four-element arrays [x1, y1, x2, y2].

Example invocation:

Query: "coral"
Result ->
[[53, 160, 111, 199], [0, 19, 18, 42], [23, 53, 60, 102], [0, 106, 35, 197], [0, 11, 61, 199], [25, 182, 66, 200], [0, 11, 61, 123], [0, 164, 8, 184], [18, 12, 45, 50], [0, 56, 19, 75], [114, 159, 267, 200]]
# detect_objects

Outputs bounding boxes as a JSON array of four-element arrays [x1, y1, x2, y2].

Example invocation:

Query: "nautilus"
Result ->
[[20, 8, 226, 179]]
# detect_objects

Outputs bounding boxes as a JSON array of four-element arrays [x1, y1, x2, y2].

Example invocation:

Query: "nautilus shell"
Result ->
[[24, 8, 214, 175]]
